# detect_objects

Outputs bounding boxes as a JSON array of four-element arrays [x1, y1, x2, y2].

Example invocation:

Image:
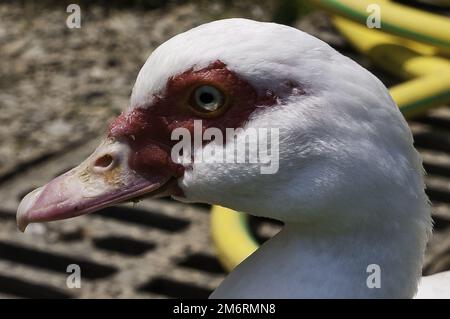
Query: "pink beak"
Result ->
[[16, 138, 173, 232]]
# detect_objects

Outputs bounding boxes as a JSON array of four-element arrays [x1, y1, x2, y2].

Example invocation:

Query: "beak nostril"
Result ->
[[94, 154, 114, 169]]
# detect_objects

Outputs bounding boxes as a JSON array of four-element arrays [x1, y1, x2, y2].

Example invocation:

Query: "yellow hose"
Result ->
[[392, 72, 450, 118], [333, 17, 450, 79], [311, 0, 450, 51], [333, 16, 450, 119], [211, 206, 258, 271], [332, 15, 440, 57]]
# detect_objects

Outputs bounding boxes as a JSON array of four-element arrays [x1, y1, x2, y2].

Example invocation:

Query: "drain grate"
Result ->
[[0, 241, 117, 279], [93, 236, 156, 256], [95, 206, 190, 232], [139, 277, 213, 299], [0, 274, 71, 299], [177, 253, 225, 274], [0, 107, 450, 298], [0, 0, 448, 299], [0, 108, 449, 298]]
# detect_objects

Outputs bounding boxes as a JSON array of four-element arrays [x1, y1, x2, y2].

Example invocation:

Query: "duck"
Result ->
[[16, 18, 450, 298]]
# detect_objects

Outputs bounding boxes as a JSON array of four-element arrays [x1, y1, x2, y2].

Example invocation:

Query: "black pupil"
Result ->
[[199, 92, 215, 105]]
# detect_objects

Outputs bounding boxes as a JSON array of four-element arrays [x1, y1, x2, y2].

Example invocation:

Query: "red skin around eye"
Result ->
[[108, 60, 280, 179]]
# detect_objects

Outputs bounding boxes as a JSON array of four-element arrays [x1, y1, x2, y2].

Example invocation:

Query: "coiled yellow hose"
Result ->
[[312, 0, 450, 52], [333, 17, 450, 119]]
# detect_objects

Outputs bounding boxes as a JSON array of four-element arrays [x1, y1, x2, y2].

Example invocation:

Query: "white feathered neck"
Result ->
[[130, 19, 433, 298]]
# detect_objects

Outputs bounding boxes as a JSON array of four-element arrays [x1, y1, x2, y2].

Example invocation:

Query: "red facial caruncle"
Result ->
[[108, 60, 278, 179], [16, 60, 286, 232]]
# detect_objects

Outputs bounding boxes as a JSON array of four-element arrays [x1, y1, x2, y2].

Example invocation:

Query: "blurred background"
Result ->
[[0, 0, 449, 298]]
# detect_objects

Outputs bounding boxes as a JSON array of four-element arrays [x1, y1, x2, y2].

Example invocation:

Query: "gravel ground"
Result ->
[[0, 1, 449, 298], [0, 1, 273, 179]]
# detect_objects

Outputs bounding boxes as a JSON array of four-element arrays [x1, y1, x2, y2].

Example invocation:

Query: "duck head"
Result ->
[[17, 19, 430, 239]]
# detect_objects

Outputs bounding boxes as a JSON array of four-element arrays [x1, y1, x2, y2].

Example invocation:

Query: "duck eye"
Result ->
[[191, 85, 225, 113]]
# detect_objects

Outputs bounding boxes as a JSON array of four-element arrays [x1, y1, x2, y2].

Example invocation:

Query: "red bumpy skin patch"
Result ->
[[108, 60, 300, 179]]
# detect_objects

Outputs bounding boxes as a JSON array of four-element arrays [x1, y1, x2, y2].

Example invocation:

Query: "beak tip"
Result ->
[[17, 218, 28, 233], [16, 186, 43, 233]]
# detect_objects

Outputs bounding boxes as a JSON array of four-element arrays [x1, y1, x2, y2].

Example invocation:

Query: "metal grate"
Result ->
[[409, 107, 450, 275], [1, 107, 449, 298]]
